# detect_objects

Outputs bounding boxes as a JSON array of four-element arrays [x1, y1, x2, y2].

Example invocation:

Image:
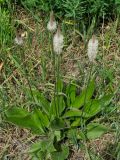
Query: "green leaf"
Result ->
[[77, 131, 86, 140], [67, 129, 78, 145], [51, 145, 69, 160], [58, 96, 65, 116], [83, 94, 113, 118], [63, 109, 82, 118], [99, 94, 113, 107], [83, 99, 102, 118], [63, 94, 113, 119], [72, 80, 95, 108], [5, 107, 28, 117], [29, 139, 56, 153], [50, 98, 56, 118], [31, 111, 45, 133], [50, 118, 66, 130], [66, 83, 76, 106], [86, 123, 108, 139], [25, 88, 50, 115], [54, 131, 61, 141], [39, 139, 56, 152], [71, 118, 81, 127], [31, 151, 47, 160], [36, 109, 50, 128], [63, 109, 89, 118], [29, 142, 42, 153], [5, 107, 44, 134], [56, 79, 63, 92], [50, 96, 65, 118]]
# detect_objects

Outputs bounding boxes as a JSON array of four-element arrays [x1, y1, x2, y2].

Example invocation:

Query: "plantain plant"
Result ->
[[5, 79, 113, 160]]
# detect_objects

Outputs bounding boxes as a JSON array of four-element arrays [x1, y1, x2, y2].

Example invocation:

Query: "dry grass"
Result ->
[[0, 127, 31, 159], [70, 133, 115, 160]]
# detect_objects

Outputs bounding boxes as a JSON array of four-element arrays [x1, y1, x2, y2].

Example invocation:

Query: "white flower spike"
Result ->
[[53, 25, 64, 55], [47, 11, 57, 32], [14, 32, 23, 45], [87, 35, 98, 62]]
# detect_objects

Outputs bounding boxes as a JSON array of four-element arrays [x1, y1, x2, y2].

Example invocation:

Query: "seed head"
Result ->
[[53, 25, 64, 55], [47, 11, 57, 32], [14, 32, 23, 45], [87, 35, 98, 62]]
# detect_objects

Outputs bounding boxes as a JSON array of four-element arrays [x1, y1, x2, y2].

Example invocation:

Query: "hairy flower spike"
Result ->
[[53, 25, 64, 54], [14, 32, 23, 45], [87, 35, 98, 62], [47, 11, 57, 32]]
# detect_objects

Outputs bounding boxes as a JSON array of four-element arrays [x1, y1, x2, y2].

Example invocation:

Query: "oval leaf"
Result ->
[[72, 80, 95, 108], [86, 123, 108, 139]]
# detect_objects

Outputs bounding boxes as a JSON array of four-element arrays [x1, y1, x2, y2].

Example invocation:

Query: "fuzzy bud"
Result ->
[[47, 11, 57, 32], [14, 32, 23, 45], [53, 25, 64, 54], [87, 35, 98, 62]]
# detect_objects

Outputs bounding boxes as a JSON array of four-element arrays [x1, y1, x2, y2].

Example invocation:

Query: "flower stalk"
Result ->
[[53, 25, 64, 117], [47, 11, 57, 32]]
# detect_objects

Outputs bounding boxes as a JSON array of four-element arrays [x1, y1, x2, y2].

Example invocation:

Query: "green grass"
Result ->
[[0, 4, 120, 160]]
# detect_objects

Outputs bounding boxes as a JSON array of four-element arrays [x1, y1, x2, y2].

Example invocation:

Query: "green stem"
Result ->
[[56, 54, 61, 117], [50, 33, 58, 118], [80, 62, 93, 130], [80, 62, 93, 160]]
